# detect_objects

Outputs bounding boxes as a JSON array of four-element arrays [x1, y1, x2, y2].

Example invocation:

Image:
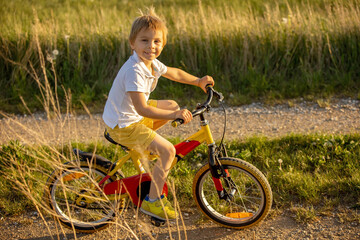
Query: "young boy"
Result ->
[[102, 8, 214, 221]]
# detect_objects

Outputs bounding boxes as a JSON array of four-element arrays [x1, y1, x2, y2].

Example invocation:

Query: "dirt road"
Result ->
[[1, 99, 359, 145], [0, 207, 359, 240], [0, 98, 359, 239]]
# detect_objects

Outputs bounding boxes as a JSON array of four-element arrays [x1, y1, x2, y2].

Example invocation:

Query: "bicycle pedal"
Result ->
[[150, 216, 166, 227]]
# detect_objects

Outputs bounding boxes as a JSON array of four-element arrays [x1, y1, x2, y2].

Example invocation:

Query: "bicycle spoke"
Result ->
[[194, 158, 271, 228], [49, 165, 118, 227]]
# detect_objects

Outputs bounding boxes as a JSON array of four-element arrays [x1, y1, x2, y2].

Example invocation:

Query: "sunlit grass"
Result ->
[[0, 2, 359, 237], [1, 0, 359, 112], [1, 133, 359, 215]]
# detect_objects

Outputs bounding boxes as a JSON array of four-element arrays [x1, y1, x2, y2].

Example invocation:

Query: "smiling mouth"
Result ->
[[144, 52, 156, 57]]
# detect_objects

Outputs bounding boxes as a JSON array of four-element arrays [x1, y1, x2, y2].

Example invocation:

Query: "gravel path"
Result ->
[[1, 99, 359, 145], [0, 207, 359, 240], [0, 98, 359, 239]]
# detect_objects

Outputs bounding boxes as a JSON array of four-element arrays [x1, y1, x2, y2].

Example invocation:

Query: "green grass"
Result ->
[[1, 0, 360, 113], [1, 134, 359, 218]]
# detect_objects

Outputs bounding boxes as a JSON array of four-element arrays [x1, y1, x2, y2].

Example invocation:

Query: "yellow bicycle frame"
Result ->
[[108, 119, 215, 177], [100, 120, 215, 201]]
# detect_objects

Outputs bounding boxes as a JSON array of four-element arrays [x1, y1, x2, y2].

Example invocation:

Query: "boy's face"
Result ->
[[130, 28, 164, 67]]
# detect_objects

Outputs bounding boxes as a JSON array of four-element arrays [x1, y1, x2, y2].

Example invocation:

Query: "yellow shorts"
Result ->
[[106, 100, 157, 151]]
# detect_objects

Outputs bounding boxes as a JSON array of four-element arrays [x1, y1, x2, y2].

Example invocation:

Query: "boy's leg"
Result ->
[[146, 133, 176, 198], [140, 133, 177, 220], [139, 100, 179, 219], [152, 100, 179, 130]]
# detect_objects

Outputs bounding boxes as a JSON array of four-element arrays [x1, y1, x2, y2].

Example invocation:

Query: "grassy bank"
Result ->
[[1, 0, 360, 113], [1, 134, 359, 222]]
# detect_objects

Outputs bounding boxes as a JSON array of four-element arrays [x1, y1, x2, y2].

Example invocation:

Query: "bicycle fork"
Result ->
[[208, 144, 237, 201]]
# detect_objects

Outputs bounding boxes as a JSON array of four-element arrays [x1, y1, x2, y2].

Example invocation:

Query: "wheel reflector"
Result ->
[[62, 172, 85, 181], [226, 212, 253, 218]]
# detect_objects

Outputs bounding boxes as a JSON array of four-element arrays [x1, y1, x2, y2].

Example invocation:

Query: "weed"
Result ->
[[290, 205, 319, 223], [337, 209, 360, 224]]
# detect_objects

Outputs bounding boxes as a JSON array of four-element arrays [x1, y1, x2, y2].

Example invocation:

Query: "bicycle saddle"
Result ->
[[104, 129, 130, 151], [73, 148, 113, 166]]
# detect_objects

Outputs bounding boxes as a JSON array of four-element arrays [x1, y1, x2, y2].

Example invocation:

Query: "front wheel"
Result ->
[[193, 157, 272, 229]]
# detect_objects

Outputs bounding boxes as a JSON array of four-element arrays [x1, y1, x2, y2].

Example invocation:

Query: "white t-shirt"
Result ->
[[103, 51, 167, 129]]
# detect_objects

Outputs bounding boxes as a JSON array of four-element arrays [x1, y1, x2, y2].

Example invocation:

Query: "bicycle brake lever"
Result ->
[[214, 90, 224, 102], [207, 85, 224, 102]]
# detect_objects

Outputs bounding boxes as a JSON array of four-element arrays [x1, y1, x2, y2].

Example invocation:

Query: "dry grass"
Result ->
[[1, 3, 360, 238], [1, 0, 359, 111], [0, 32, 186, 239]]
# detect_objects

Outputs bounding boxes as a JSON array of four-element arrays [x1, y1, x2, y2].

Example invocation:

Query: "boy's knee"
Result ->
[[152, 139, 176, 158], [168, 144, 176, 158], [162, 144, 176, 159]]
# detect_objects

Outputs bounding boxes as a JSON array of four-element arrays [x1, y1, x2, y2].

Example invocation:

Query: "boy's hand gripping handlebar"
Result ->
[[171, 85, 223, 128]]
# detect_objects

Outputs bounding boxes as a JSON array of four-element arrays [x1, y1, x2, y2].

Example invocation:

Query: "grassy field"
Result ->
[[1, 2, 359, 235], [1, 134, 359, 223], [1, 0, 360, 113]]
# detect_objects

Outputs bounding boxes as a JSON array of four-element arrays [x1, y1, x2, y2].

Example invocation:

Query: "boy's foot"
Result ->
[[140, 195, 177, 221]]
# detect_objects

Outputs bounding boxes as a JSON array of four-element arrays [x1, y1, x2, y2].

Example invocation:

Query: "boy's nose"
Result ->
[[149, 41, 155, 48]]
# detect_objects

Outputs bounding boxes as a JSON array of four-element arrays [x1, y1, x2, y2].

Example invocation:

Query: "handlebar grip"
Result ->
[[171, 118, 184, 128], [205, 84, 213, 92]]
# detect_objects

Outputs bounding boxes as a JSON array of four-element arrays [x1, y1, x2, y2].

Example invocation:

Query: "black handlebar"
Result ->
[[171, 85, 223, 127]]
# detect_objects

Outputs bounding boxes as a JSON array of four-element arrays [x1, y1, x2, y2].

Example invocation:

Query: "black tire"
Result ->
[[193, 157, 272, 229], [45, 160, 122, 233]]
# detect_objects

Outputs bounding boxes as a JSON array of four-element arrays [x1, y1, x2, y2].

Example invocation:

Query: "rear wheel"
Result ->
[[193, 157, 272, 229], [45, 161, 122, 233]]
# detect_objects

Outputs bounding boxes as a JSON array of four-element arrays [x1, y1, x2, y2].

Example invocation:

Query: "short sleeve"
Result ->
[[124, 69, 147, 92], [154, 59, 167, 75]]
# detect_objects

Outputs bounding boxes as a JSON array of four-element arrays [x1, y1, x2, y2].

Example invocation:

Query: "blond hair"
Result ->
[[129, 7, 168, 46]]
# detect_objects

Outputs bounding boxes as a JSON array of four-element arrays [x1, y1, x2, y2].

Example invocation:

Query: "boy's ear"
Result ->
[[129, 39, 134, 49]]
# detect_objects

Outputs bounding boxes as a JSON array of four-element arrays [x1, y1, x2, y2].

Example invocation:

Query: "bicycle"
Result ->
[[44, 86, 273, 233]]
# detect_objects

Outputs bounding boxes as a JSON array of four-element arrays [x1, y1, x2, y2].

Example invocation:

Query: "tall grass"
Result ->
[[1, 134, 360, 216], [0, 29, 182, 237], [1, 4, 359, 237], [1, 0, 359, 112]]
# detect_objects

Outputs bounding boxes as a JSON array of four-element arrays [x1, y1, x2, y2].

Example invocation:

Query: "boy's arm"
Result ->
[[128, 91, 192, 123], [163, 67, 214, 92]]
